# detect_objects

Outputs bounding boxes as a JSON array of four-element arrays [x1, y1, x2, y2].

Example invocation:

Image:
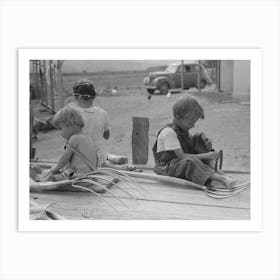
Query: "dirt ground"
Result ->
[[31, 87, 250, 172]]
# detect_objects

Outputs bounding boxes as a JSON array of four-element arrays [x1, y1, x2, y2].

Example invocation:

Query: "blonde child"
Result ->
[[39, 105, 98, 182], [153, 95, 236, 188]]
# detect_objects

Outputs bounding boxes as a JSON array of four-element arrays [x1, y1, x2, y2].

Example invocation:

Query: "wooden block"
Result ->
[[132, 117, 149, 164]]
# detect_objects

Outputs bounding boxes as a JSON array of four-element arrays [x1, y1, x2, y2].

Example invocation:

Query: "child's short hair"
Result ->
[[73, 79, 96, 99], [52, 106, 85, 128], [173, 95, 205, 121]]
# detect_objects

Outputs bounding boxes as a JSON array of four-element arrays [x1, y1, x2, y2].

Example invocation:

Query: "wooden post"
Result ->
[[132, 117, 149, 164], [30, 105, 35, 159], [34, 60, 40, 103], [181, 60, 184, 93], [216, 60, 221, 91], [39, 61, 44, 104], [56, 60, 64, 109], [49, 60, 55, 113], [43, 60, 48, 106], [198, 60, 201, 92]]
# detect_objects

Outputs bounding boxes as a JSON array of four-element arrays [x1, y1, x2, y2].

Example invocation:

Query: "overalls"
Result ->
[[152, 124, 215, 186]]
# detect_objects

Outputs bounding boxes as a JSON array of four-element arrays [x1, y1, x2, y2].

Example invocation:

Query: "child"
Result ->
[[70, 79, 128, 167], [70, 79, 110, 167], [152, 95, 236, 188], [40, 105, 98, 181]]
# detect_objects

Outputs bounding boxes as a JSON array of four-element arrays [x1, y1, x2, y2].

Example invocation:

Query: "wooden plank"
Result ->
[[98, 172, 250, 209], [49, 60, 55, 113], [42, 60, 48, 106], [30, 105, 35, 159], [31, 192, 249, 220], [181, 60, 184, 92], [30, 172, 250, 220], [103, 180, 250, 209], [56, 60, 64, 109], [132, 117, 149, 164], [29, 166, 250, 220], [198, 60, 201, 91], [29, 164, 249, 206]]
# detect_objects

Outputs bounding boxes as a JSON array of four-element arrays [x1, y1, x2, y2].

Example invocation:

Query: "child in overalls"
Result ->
[[153, 95, 236, 188]]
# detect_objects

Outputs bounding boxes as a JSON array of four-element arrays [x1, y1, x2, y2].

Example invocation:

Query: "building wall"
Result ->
[[220, 60, 250, 98], [233, 60, 250, 94], [220, 60, 234, 92]]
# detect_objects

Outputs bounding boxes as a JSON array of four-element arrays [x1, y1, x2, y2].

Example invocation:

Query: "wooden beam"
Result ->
[[132, 117, 149, 164], [42, 60, 48, 106], [216, 60, 221, 91], [181, 60, 184, 93], [198, 60, 201, 92], [49, 60, 55, 113], [30, 105, 35, 159], [56, 60, 64, 109]]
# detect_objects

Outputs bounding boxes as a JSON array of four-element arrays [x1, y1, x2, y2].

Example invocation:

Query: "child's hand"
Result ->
[[40, 168, 54, 182], [205, 138, 212, 150], [126, 165, 137, 171], [206, 151, 220, 161]]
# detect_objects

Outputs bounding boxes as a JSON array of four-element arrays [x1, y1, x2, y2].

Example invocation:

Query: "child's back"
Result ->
[[67, 133, 98, 177], [73, 104, 109, 164]]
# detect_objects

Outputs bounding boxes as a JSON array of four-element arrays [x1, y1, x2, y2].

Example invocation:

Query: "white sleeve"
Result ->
[[156, 127, 181, 152]]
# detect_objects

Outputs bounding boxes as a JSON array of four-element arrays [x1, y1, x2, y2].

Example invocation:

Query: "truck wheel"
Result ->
[[159, 82, 169, 95], [147, 89, 155, 94]]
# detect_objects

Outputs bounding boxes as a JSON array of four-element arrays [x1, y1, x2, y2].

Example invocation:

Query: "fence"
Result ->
[[30, 60, 65, 113]]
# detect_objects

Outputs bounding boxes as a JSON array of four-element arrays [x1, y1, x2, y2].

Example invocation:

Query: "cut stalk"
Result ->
[[89, 169, 147, 197], [119, 171, 207, 191], [82, 175, 138, 201], [98, 167, 147, 192], [76, 179, 130, 209]]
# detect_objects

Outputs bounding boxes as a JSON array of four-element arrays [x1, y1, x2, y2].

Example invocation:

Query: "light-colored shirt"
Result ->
[[71, 104, 109, 167], [68, 134, 98, 176], [157, 127, 181, 152]]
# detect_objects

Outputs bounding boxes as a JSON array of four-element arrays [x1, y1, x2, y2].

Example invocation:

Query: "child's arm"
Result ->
[[40, 139, 76, 181], [50, 147, 73, 174], [50, 136, 79, 175], [103, 129, 110, 140], [102, 110, 110, 140], [174, 148, 219, 161]]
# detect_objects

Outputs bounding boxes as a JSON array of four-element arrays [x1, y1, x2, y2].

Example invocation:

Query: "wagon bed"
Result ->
[[30, 171, 250, 220]]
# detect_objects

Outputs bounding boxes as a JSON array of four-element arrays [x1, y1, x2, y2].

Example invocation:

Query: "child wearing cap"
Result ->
[[70, 79, 110, 167]]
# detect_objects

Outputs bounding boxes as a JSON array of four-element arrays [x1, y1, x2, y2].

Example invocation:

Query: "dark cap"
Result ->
[[73, 79, 96, 98]]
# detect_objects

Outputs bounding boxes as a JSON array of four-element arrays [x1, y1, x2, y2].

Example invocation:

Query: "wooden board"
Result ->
[[132, 117, 149, 164], [30, 172, 250, 220]]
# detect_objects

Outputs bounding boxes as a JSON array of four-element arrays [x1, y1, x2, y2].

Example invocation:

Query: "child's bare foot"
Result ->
[[222, 176, 237, 189]]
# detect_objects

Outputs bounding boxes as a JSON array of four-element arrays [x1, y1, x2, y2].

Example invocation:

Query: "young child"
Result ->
[[70, 79, 128, 167], [69, 79, 110, 167], [152, 95, 236, 188], [40, 105, 98, 181]]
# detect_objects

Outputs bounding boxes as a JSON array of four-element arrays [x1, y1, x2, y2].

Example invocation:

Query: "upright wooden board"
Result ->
[[132, 117, 149, 164]]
